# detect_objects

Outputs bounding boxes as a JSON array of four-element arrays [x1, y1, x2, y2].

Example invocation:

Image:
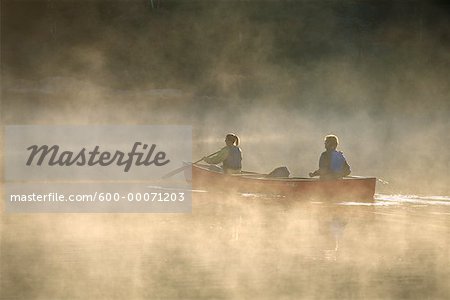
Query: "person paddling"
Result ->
[[203, 133, 242, 174], [309, 134, 351, 179]]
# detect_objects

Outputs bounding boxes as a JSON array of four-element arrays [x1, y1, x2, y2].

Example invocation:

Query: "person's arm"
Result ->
[[204, 147, 229, 164], [342, 157, 351, 177], [309, 152, 327, 177]]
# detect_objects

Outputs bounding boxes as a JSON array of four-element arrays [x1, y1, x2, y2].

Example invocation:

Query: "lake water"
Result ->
[[1, 191, 449, 299]]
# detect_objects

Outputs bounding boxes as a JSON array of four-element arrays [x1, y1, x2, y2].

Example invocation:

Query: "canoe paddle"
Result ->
[[161, 150, 220, 179]]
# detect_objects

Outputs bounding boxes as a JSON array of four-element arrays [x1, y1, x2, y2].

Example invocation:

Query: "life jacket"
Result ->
[[330, 150, 346, 173], [223, 145, 242, 170]]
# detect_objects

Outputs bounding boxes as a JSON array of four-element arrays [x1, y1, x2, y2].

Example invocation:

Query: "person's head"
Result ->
[[225, 133, 239, 146], [324, 134, 339, 151]]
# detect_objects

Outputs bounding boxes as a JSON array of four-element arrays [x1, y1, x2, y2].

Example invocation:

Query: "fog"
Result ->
[[1, 1, 449, 299], [2, 0, 448, 194], [1, 194, 449, 299]]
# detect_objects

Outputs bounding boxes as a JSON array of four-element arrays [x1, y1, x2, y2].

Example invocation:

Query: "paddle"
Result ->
[[161, 150, 220, 179]]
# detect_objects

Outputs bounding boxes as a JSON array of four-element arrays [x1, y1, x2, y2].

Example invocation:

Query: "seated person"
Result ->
[[309, 134, 351, 179], [203, 133, 242, 174]]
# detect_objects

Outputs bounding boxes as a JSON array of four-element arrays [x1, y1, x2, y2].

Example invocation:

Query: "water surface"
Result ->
[[1, 192, 449, 299]]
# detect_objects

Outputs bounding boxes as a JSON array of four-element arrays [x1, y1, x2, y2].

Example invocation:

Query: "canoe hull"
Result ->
[[186, 164, 376, 201]]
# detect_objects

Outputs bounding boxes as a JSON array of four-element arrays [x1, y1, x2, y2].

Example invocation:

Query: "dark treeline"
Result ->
[[2, 1, 449, 103]]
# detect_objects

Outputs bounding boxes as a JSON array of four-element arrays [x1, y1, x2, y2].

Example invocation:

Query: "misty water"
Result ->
[[1, 189, 449, 299], [2, 73, 449, 298], [1, 76, 449, 299], [2, 1, 449, 299]]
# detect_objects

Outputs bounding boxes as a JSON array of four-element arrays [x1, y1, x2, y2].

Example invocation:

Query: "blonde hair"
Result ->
[[226, 133, 239, 146], [324, 134, 339, 147]]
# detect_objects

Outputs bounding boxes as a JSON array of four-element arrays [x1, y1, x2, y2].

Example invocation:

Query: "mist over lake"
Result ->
[[1, 1, 449, 299]]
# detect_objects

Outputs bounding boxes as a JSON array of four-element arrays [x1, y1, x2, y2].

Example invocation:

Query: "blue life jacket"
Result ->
[[223, 145, 242, 170], [330, 150, 345, 173]]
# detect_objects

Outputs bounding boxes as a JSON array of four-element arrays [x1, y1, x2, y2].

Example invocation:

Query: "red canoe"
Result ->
[[185, 164, 376, 201]]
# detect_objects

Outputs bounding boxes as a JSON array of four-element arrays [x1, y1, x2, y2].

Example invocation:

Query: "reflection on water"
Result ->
[[1, 192, 449, 299]]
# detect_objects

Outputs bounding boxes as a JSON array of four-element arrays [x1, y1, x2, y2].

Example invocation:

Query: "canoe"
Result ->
[[185, 164, 376, 201]]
